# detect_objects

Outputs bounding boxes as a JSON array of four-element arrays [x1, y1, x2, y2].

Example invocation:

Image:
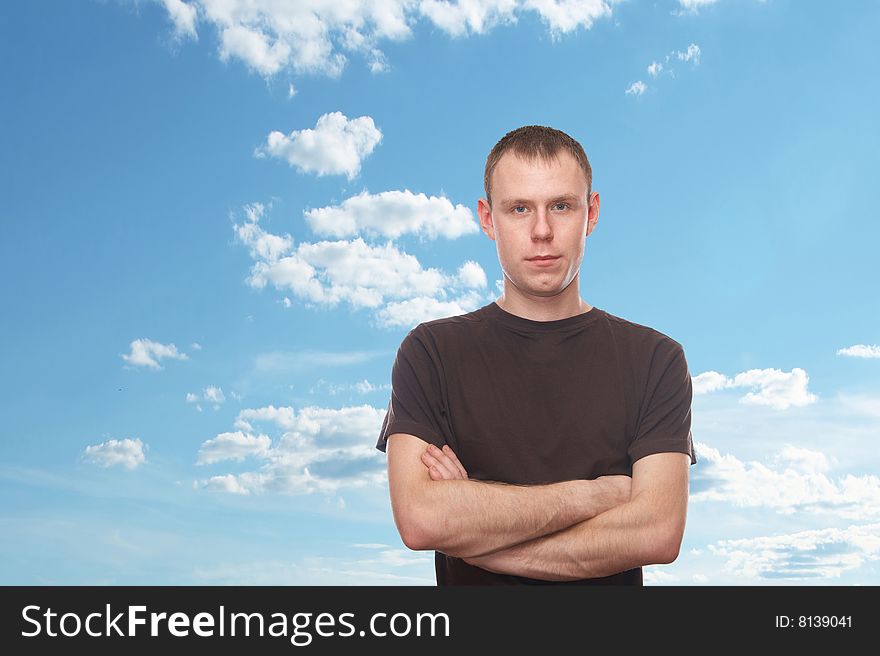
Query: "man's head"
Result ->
[[483, 125, 592, 207], [478, 125, 600, 304]]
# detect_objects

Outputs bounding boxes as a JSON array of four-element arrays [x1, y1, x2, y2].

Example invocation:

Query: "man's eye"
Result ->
[[513, 206, 527, 214], [553, 202, 570, 211]]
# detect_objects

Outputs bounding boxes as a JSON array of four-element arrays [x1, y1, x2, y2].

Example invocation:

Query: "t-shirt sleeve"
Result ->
[[376, 326, 450, 453], [628, 339, 697, 466]]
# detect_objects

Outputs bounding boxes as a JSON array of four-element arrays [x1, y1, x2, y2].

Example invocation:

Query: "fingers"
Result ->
[[442, 444, 468, 479], [422, 452, 450, 480], [427, 464, 445, 481], [421, 448, 460, 480], [420, 444, 466, 480]]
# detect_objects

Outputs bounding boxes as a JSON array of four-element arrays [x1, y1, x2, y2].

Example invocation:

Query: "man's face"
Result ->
[[478, 151, 598, 301]]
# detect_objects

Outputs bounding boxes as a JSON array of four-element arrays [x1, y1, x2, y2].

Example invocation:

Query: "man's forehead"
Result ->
[[493, 150, 585, 182], [492, 151, 588, 202]]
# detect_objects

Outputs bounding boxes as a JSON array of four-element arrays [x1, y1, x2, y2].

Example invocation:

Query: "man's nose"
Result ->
[[531, 208, 553, 240]]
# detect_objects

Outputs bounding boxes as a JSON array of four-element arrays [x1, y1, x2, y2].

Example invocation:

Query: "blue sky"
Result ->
[[1, 0, 879, 584]]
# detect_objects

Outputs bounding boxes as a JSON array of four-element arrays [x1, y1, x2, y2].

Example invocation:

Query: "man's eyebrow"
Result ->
[[549, 194, 583, 204], [497, 198, 530, 207], [497, 194, 583, 206]]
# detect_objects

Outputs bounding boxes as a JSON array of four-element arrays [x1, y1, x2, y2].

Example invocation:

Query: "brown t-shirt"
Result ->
[[376, 301, 697, 585]]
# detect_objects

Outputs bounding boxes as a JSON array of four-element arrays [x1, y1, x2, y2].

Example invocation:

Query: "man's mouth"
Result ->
[[526, 255, 561, 267]]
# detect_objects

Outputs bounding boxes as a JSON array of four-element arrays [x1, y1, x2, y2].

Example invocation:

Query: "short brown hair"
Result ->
[[483, 125, 592, 206]]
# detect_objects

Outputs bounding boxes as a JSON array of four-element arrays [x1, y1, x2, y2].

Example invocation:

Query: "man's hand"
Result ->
[[420, 443, 468, 481]]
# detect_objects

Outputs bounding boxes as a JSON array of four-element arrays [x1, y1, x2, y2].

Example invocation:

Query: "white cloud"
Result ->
[[367, 48, 390, 73], [421, 0, 614, 38], [353, 380, 389, 394], [778, 444, 832, 475], [239, 231, 489, 327], [732, 368, 818, 409], [375, 294, 480, 328], [249, 238, 445, 306], [692, 367, 818, 410], [838, 344, 880, 358], [676, 0, 718, 14], [457, 261, 488, 288], [220, 23, 293, 76], [355, 547, 433, 568], [162, 0, 198, 39], [186, 386, 227, 410], [243, 202, 265, 222], [419, 0, 518, 36], [197, 474, 253, 495], [625, 80, 647, 96], [311, 378, 392, 396], [156, 1, 616, 80], [691, 370, 730, 394], [121, 338, 188, 370], [643, 569, 679, 584], [195, 404, 388, 495], [304, 189, 478, 240], [204, 386, 226, 405], [197, 431, 272, 464], [235, 194, 490, 329], [84, 438, 147, 470], [256, 112, 382, 180], [691, 388, 880, 483], [200, 1, 409, 77], [522, 0, 614, 36], [636, 42, 701, 91], [235, 202, 293, 262], [675, 43, 701, 64], [691, 442, 880, 520], [709, 523, 880, 580], [234, 405, 298, 433], [277, 405, 387, 450], [190, 342, 202, 350]]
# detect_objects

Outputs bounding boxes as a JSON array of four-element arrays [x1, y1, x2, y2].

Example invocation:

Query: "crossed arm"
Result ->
[[386, 432, 690, 581]]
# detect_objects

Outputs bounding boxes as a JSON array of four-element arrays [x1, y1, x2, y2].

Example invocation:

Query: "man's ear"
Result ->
[[477, 198, 496, 241], [586, 191, 600, 237]]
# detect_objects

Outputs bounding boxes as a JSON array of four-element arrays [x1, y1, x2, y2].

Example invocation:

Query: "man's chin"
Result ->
[[511, 283, 568, 299], [509, 276, 579, 299]]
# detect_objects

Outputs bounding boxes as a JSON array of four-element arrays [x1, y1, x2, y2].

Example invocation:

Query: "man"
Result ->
[[375, 125, 696, 585]]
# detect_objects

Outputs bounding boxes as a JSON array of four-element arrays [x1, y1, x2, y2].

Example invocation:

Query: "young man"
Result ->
[[375, 126, 696, 585]]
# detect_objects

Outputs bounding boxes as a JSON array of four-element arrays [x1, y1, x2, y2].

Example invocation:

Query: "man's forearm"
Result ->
[[463, 492, 677, 580], [407, 477, 615, 559]]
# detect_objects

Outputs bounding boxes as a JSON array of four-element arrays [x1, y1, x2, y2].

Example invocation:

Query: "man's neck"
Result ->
[[495, 283, 593, 322]]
